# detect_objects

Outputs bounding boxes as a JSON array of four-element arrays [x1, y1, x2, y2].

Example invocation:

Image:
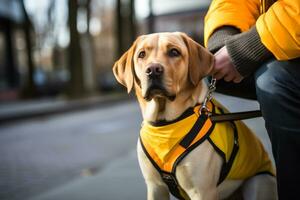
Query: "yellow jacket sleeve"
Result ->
[[204, 0, 300, 60], [256, 0, 300, 60], [204, 0, 260, 47]]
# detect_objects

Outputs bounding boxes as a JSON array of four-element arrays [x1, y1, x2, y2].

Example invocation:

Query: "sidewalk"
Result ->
[[29, 93, 273, 200], [31, 150, 146, 200], [0, 93, 131, 124]]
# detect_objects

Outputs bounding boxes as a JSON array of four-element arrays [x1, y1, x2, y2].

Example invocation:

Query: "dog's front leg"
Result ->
[[184, 187, 218, 200], [176, 141, 222, 200], [137, 141, 170, 200], [146, 182, 170, 200]]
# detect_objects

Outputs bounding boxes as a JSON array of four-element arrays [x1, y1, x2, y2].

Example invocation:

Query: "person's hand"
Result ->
[[210, 46, 243, 83]]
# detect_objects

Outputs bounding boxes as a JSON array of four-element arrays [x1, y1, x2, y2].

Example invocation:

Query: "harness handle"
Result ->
[[211, 110, 262, 122]]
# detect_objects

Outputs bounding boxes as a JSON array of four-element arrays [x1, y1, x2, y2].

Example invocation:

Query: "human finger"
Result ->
[[213, 71, 225, 80], [233, 76, 243, 83], [224, 73, 235, 82]]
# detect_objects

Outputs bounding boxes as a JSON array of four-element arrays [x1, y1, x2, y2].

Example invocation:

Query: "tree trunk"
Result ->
[[67, 0, 85, 98], [115, 0, 137, 58], [148, 0, 155, 33], [21, 0, 37, 98], [129, 0, 136, 42], [81, 0, 97, 93], [115, 0, 123, 58]]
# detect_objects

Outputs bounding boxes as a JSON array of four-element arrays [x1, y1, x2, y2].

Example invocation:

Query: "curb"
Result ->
[[0, 93, 133, 124]]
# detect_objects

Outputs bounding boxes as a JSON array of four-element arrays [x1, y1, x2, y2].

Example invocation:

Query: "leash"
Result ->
[[200, 77, 262, 122]]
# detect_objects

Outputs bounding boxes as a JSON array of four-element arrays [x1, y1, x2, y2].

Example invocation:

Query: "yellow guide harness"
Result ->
[[140, 100, 275, 200]]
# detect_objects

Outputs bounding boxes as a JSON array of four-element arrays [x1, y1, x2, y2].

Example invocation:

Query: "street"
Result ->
[[0, 100, 144, 200]]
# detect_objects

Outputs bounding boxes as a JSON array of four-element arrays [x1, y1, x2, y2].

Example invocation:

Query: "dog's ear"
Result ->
[[180, 33, 214, 86], [113, 40, 138, 93]]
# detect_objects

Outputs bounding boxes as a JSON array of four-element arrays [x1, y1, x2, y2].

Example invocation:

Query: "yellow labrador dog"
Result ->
[[113, 32, 277, 200]]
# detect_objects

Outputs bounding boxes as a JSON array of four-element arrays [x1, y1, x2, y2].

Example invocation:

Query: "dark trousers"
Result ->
[[215, 58, 300, 199]]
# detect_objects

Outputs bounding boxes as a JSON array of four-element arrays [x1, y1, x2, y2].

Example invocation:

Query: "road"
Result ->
[[0, 100, 143, 200]]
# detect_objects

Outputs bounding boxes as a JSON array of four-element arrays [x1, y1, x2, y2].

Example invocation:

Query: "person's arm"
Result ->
[[207, 25, 273, 82], [207, 25, 272, 78], [206, 26, 240, 53], [224, 26, 273, 77], [205, 0, 300, 81], [204, 0, 264, 80], [204, 0, 260, 48], [222, 0, 300, 77]]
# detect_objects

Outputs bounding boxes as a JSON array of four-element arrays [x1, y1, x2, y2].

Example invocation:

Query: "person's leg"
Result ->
[[255, 58, 300, 199]]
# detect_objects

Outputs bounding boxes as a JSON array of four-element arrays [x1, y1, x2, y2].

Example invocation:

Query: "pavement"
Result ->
[[0, 92, 273, 200], [31, 150, 146, 200], [0, 98, 142, 200], [0, 93, 131, 124]]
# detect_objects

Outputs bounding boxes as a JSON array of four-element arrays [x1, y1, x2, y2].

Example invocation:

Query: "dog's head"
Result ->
[[113, 32, 214, 101]]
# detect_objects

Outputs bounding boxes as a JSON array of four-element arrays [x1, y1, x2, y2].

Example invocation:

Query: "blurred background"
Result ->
[[0, 1, 274, 200], [0, 0, 216, 200], [0, 0, 210, 101]]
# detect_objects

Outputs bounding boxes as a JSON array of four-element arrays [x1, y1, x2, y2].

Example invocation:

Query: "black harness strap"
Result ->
[[179, 114, 208, 148], [163, 113, 209, 200], [210, 110, 262, 122], [210, 105, 241, 184], [217, 121, 239, 184], [160, 172, 186, 200], [140, 112, 211, 200], [139, 139, 186, 200]]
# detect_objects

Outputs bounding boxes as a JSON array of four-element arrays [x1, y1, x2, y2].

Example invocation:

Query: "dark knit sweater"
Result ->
[[207, 26, 273, 77]]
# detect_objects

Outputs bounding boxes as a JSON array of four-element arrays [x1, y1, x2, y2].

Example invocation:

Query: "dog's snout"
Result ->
[[146, 64, 164, 78]]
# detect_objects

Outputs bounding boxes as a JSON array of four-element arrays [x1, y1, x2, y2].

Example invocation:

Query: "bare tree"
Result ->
[[81, 0, 97, 93], [67, 0, 85, 97], [148, 0, 155, 33], [20, 0, 37, 97], [115, 0, 136, 58], [129, 0, 136, 42], [116, 0, 123, 58]]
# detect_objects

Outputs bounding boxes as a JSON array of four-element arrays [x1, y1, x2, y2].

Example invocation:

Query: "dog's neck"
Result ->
[[137, 80, 208, 122]]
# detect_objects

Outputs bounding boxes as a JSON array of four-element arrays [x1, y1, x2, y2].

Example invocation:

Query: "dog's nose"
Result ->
[[146, 64, 164, 78]]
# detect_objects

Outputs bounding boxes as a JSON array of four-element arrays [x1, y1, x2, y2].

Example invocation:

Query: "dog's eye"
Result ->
[[168, 48, 181, 57], [138, 51, 146, 59]]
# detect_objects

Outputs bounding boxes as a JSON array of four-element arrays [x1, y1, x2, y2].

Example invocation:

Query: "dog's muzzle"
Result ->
[[144, 64, 175, 101]]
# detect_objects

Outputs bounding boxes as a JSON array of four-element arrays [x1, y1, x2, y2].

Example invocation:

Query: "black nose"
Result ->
[[146, 64, 164, 78]]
